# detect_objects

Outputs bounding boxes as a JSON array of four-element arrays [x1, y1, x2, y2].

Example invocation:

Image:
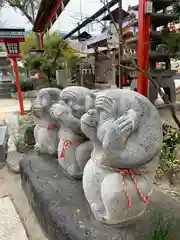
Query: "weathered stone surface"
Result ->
[[20, 154, 180, 240], [50, 86, 94, 178], [32, 88, 61, 156], [81, 89, 163, 224], [0, 197, 28, 240], [6, 151, 24, 173]]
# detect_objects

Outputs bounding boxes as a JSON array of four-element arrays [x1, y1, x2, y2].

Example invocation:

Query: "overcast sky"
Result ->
[[0, 0, 138, 32]]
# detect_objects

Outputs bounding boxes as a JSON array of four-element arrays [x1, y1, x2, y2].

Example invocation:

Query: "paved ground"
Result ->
[[0, 166, 47, 240], [0, 197, 28, 240], [0, 99, 31, 123], [0, 98, 47, 240]]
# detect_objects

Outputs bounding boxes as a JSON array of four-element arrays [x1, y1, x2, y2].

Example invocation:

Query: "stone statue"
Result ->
[[32, 88, 61, 156], [50, 86, 94, 178], [81, 89, 163, 224]]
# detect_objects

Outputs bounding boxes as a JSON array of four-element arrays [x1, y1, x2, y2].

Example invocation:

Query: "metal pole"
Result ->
[[80, 0, 83, 23], [12, 58, 24, 115], [118, 0, 122, 88]]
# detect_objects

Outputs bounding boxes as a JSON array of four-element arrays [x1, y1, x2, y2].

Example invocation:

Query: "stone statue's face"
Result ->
[[81, 95, 115, 132], [41, 93, 52, 107], [63, 98, 85, 119], [32, 98, 44, 119], [81, 94, 119, 144], [50, 101, 71, 121]]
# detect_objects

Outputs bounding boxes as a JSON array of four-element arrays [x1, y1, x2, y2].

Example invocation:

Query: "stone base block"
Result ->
[[20, 154, 180, 240], [0, 125, 8, 162]]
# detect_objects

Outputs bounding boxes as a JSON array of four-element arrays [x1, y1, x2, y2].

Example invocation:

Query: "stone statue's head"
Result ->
[[50, 100, 72, 122], [81, 89, 136, 142], [60, 86, 95, 119], [32, 88, 61, 119]]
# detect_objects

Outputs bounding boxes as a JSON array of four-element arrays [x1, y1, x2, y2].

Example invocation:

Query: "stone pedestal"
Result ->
[[20, 154, 180, 240], [0, 125, 8, 162]]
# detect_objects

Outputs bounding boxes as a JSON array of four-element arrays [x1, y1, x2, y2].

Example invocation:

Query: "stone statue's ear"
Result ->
[[85, 93, 96, 111]]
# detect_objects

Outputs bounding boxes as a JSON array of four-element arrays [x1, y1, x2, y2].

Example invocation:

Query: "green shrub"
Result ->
[[152, 216, 170, 240], [158, 124, 180, 179], [13, 113, 35, 153], [13, 134, 28, 153]]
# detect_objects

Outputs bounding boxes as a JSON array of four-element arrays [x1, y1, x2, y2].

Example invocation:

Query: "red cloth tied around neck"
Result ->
[[47, 124, 57, 131], [59, 140, 72, 159], [93, 158, 154, 208]]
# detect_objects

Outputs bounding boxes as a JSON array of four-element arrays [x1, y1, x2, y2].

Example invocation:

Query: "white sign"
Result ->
[[107, 22, 119, 49], [0, 31, 24, 38]]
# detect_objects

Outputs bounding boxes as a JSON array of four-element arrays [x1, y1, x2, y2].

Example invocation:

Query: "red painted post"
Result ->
[[137, 0, 145, 95], [40, 33, 44, 49], [137, 0, 151, 97], [12, 58, 24, 115], [37, 72, 41, 80], [143, 3, 151, 97]]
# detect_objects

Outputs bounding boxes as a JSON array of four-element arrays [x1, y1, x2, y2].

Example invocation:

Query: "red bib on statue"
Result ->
[[59, 140, 72, 160]]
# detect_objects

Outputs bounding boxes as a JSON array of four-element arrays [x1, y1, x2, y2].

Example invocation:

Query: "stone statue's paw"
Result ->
[[81, 110, 97, 128], [90, 203, 106, 222], [115, 117, 133, 135], [91, 203, 101, 211]]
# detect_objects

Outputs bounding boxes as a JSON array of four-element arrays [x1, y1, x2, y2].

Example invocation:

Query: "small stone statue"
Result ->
[[81, 89, 162, 224], [50, 86, 94, 178], [32, 88, 61, 156]]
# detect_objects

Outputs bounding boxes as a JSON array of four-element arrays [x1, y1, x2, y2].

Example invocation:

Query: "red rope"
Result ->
[[119, 169, 150, 208], [47, 124, 57, 131], [93, 158, 153, 208]]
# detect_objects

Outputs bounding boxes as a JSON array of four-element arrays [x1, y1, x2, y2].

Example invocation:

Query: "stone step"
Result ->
[[0, 93, 12, 98], [0, 86, 13, 91], [0, 80, 12, 83], [20, 154, 180, 240]]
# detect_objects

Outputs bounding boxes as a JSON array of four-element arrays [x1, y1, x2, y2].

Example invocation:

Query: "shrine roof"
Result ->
[[102, 8, 129, 21]]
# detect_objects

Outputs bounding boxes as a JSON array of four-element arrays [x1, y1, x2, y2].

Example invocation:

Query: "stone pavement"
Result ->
[[0, 166, 47, 240], [0, 98, 47, 240], [0, 197, 28, 240], [0, 99, 31, 123]]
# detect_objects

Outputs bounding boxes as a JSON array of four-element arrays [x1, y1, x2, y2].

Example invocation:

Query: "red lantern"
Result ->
[[0, 28, 25, 115]]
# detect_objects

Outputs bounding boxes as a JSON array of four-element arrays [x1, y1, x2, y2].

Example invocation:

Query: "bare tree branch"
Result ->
[[0, 0, 40, 24]]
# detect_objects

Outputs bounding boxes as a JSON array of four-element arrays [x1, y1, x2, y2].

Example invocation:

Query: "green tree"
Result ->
[[161, 30, 180, 54], [21, 32, 80, 86]]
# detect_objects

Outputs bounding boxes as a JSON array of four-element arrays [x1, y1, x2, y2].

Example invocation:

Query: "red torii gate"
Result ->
[[32, 0, 70, 49]]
